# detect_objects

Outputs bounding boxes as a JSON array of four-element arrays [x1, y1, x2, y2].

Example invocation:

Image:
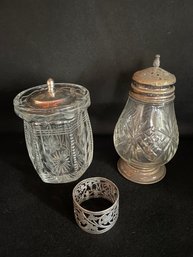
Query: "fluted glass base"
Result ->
[[117, 158, 166, 184]]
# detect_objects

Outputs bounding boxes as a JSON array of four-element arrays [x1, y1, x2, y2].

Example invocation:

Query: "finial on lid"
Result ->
[[131, 54, 176, 103], [47, 78, 55, 97], [153, 54, 160, 67]]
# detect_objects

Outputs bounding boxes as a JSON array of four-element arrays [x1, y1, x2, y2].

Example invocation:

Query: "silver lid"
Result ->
[[13, 78, 90, 121]]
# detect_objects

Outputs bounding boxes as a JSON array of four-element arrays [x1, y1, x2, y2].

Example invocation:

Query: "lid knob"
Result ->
[[153, 54, 160, 67], [47, 78, 55, 97]]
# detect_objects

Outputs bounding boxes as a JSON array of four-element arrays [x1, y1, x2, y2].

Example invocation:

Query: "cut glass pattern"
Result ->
[[114, 98, 179, 168], [24, 110, 93, 183]]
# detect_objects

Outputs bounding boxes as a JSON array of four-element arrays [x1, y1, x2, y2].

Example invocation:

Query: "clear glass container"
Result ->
[[13, 79, 93, 183], [114, 55, 179, 184]]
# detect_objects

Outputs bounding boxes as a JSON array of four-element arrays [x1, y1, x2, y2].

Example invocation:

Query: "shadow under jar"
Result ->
[[13, 79, 93, 183], [114, 55, 179, 184]]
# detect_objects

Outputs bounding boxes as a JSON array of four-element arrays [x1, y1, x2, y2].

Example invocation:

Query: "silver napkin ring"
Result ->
[[72, 177, 119, 234]]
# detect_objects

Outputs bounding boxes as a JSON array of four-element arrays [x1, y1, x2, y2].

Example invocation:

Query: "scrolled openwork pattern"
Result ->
[[73, 177, 119, 234]]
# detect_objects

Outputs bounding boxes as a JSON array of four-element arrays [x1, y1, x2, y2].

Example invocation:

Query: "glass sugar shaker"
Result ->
[[13, 78, 93, 183], [114, 55, 179, 184]]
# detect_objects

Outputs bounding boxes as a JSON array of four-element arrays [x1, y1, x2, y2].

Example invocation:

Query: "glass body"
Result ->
[[14, 83, 93, 183], [114, 97, 179, 171]]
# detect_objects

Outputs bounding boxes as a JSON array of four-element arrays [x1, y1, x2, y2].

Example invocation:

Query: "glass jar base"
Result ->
[[117, 158, 166, 184], [38, 172, 86, 184]]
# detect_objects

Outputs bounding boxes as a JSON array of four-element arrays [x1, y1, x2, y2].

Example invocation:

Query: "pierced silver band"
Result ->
[[72, 177, 119, 234]]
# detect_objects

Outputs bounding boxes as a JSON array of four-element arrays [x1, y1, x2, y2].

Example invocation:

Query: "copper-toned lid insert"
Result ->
[[29, 78, 76, 108]]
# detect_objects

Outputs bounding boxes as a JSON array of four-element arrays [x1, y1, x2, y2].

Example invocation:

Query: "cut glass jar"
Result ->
[[14, 79, 93, 183]]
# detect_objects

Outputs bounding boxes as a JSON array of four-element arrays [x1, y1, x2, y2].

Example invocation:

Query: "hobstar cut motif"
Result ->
[[50, 150, 71, 175]]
